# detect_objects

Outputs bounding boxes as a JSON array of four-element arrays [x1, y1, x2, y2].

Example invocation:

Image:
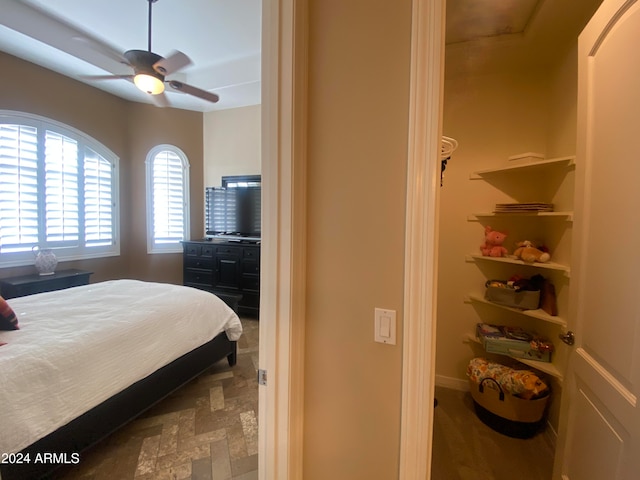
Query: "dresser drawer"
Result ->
[[242, 259, 260, 275], [184, 243, 214, 257], [243, 247, 260, 260], [215, 245, 242, 256], [184, 257, 214, 270], [184, 269, 214, 286], [242, 275, 260, 292]]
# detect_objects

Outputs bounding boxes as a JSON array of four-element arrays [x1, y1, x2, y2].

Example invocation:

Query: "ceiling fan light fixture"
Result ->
[[134, 72, 165, 95]]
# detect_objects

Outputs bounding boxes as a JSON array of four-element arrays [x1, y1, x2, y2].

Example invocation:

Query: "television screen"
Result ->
[[206, 186, 261, 239]]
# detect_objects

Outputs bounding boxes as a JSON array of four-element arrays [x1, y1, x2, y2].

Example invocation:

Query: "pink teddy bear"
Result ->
[[480, 226, 508, 257]]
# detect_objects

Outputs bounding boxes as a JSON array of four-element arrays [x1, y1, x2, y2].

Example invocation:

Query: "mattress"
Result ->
[[0, 279, 242, 454]]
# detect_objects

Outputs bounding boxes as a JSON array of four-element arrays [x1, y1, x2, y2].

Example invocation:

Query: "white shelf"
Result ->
[[469, 156, 575, 179], [464, 153, 573, 386], [468, 211, 573, 221], [465, 294, 567, 327], [466, 254, 570, 276], [465, 334, 564, 381]]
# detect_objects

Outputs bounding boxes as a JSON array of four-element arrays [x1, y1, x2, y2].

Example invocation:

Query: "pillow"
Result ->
[[0, 296, 19, 330]]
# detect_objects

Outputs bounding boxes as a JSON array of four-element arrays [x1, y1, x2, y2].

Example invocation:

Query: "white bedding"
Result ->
[[0, 279, 242, 454]]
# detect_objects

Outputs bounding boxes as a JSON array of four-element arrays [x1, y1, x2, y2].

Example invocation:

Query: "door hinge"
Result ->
[[258, 369, 267, 386]]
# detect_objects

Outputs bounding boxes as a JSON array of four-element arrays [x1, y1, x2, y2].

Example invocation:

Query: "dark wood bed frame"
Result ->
[[0, 331, 237, 480]]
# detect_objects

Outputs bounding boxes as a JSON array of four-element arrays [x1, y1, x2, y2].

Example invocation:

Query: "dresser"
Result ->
[[0, 269, 93, 299], [182, 239, 260, 317]]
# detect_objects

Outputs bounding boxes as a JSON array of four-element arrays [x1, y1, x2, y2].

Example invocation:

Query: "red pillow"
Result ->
[[0, 296, 19, 330]]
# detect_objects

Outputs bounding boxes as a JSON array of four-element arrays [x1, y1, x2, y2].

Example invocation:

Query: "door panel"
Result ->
[[557, 0, 640, 478], [566, 384, 625, 480], [579, 1, 640, 384]]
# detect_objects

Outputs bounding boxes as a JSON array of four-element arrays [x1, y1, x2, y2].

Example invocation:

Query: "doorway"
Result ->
[[430, 0, 604, 478]]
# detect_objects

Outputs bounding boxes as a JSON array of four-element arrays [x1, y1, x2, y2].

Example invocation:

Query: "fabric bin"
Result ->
[[468, 377, 549, 438], [467, 357, 550, 438], [485, 280, 540, 310]]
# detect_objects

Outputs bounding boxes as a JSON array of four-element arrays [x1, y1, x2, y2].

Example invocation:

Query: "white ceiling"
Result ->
[[0, 0, 262, 112], [0, 0, 600, 113]]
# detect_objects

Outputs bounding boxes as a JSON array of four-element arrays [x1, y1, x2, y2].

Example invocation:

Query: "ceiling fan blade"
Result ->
[[151, 92, 170, 108], [167, 80, 220, 103], [154, 51, 192, 76], [79, 74, 134, 81], [72, 36, 130, 66]]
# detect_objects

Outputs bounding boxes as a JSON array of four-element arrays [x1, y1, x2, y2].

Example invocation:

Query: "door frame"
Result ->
[[259, 0, 444, 478], [399, 0, 446, 478], [259, 0, 307, 478]]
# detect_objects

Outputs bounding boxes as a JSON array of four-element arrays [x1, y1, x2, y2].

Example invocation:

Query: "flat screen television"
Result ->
[[205, 185, 261, 240]]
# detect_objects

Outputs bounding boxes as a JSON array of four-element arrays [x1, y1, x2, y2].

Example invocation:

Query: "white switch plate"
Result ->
[[374, 308, 396, 345]]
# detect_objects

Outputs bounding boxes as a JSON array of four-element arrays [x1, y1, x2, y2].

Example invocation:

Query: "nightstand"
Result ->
[[0, 269, 93, 299]]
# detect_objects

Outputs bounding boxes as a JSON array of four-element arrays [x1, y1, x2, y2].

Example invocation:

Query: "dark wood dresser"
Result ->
[[0, 269, 93, 299], [182, 239, 260, 317]]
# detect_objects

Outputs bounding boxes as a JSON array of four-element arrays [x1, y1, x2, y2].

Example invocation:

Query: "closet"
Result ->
[[435, 0, 604, 465]]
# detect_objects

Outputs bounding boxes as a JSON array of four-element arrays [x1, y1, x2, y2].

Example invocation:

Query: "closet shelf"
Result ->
[[465, 333, 564, 381], [469, 155, 576, 179], [468, 211, 573, 221], [466, 254, 571, 276], [465, 294, 567, 327]]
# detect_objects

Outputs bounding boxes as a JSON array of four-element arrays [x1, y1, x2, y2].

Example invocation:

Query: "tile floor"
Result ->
[[54, 317, 260, 480]]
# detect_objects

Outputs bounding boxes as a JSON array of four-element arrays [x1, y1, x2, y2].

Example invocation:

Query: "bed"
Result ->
[[0, 279, 242, 480]]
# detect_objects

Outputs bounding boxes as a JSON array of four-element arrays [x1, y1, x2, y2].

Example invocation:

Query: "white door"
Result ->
[[554, 0, 640, 478]]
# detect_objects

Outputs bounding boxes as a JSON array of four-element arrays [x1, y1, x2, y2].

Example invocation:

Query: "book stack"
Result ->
[[494, 203, 554, 213]]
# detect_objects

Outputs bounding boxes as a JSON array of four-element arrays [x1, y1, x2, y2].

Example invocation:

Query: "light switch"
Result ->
[[380, 316, 391, 337], [375, 308, 396, 345]]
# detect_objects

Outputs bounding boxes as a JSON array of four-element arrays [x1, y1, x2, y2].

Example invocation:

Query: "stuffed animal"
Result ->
[[513, 240, 550, 263], [480, 226, 508, 257]]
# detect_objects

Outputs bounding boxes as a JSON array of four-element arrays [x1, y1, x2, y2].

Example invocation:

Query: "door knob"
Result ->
[[559, 330, 575, 346]]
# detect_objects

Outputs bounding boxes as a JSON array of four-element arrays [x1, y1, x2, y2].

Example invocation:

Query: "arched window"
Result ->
[[145, 145, 190, 253], [0, 111, 119, 267]]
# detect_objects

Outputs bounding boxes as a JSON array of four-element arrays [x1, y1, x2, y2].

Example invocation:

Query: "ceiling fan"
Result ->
[[81, 0, 219, 107]]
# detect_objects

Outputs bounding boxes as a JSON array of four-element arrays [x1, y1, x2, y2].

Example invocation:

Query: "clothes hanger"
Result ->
[[440, 136, 458, 186]]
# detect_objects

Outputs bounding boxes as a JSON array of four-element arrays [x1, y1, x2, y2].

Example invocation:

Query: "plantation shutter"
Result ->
[[84, 147, 113, 246], [0, 124, 39, 252], [152, 150, 186, 244], [0, 112, 119, 266], [44, 130, 80, 245]]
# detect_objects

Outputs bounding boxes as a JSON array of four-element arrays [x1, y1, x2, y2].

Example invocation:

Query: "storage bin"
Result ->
[[468, 377, 549, 438], [484, 279, 540, 310], [476, 323, 553, 363]]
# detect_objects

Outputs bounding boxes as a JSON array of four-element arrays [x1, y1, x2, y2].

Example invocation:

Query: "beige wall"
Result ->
[[0, 51, 203, 285], [302, 0, 411, 478], [126, 103, 204, 282], [203, 104, 261, 186], [435, 4, 591, 434], [437, 51, 553, 386], [546, 44, 579, 158]]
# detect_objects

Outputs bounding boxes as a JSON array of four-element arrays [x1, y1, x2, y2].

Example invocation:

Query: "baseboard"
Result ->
[[435, 374, 468, 391], [543, 420, 558, 450]]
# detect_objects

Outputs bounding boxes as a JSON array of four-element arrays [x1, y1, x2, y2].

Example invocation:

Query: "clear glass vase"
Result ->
[[32, 246, 58, 276]]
